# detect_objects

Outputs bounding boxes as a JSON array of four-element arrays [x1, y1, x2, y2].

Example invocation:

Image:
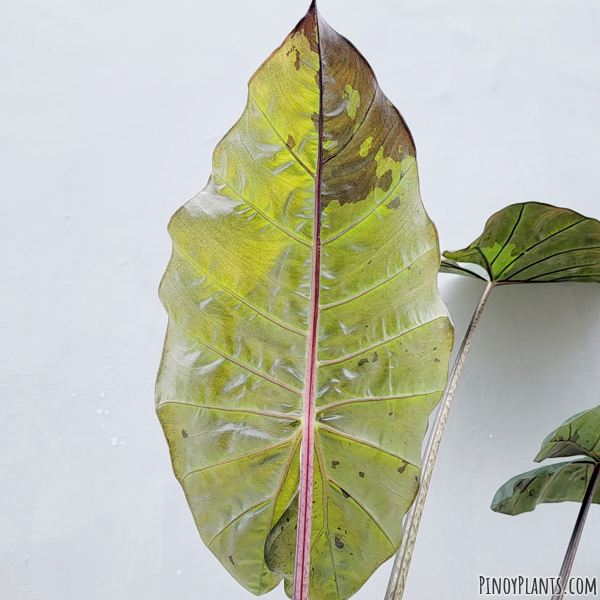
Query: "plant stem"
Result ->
[[385, 279, 495, 600], [551, 461, 600, 600]]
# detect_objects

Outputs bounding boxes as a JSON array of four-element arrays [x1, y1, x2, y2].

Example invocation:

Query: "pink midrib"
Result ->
[[292, 22, 324, 600]]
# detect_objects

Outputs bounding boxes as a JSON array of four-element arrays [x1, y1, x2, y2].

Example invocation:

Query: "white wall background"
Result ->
[[2, 0, 600, 598]]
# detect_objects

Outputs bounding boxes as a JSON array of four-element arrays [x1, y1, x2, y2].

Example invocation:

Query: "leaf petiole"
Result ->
[[385, 279, 495, 600], [551, 461, 600, 600]]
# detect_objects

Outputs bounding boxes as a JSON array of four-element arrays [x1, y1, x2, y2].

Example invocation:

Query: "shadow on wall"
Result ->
[[439, 275, 600, 465]]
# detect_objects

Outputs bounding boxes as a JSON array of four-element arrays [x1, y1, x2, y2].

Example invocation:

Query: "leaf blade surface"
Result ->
[[535, 405, 600, 463], [491, 460, 600, 516], [156, 5, 453, 599], [440, 202, 600, 283]]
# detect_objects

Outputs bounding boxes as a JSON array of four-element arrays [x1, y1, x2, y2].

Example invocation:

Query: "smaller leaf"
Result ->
[[491, 460, 600, 516], [535, 405, 600, 463], [439, 258, 486, 281], [441, 202, 600, 283]]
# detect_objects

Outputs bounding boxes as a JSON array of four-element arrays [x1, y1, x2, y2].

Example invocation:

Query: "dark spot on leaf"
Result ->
[[373, 352, 379, 362], [337, 526, 341, 531], [397, 463, 407, 474], [572, 432, 581, 443], [294, 49, 301, 71], [433, 347, 437, 351], [359, 471, 365, 478], [335, 536, 344, 549], [357, 358, 369, 367], [368, 260, 372, 265], [181, 429, 188, 438], [387, 197, 401, 210], [350, 552, 353, 556], [287, 134, 295, 149], [228, 555, 235, 565], [332, 460, 340, 469], [389, 412, 393, 417], [341, 489, 350, 499], [434, 358, 440, 363], [379, 170, 393, 192], [286, 517, 289, 522]]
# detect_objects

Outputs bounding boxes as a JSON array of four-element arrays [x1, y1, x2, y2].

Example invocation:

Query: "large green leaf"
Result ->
[[156, 3, 453, 599], [440, 202, 600, 283], [535, 405, 600, 463], [491, 460, 600, 516]]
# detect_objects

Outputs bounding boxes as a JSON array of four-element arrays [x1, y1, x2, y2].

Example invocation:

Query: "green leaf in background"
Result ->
[[440, 202, 600, 283], [155, 3, 453, 599], [492, 403, 600, 517], [491, 460, 600, 516], [492, 404, 600, 596], [535, 405, 600, 463]]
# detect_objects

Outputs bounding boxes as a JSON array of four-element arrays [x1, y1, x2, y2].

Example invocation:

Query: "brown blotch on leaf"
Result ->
[[285, 47, 301, 72], [341, 489, 350, 499], [373, 351, 379, 362], [387, 197, 401, 210], [287, 134, 296, 149], [293, 6, 319, 54], [397, 463, 407, 474], [334, 536, 344, 549], [332, 460, 340, 469], [434, 358, 440, 363], [228, 555, 235, 565], [379, 170, 393, 193], [357, 357, 369, 367], [359, 471, 365, 478], [181, 429, 188, 438], [572, 432, 581, 443]]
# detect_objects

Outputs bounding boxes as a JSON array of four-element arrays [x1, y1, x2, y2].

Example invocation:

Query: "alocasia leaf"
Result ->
[[440, 202, 600, 283], [155, 3, 453, 599], [492, 404, 600, 517], [535, 405, 600, 463], [491, 406, 600, 597], [491, 460, 600, 516]]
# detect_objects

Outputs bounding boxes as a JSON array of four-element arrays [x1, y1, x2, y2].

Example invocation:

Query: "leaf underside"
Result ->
[[156, 4, 453, 599], [440, 202, 600, 283], [535, 405, 600, 463], [491, 460, 600, 516], [493, 404, 600, 517]]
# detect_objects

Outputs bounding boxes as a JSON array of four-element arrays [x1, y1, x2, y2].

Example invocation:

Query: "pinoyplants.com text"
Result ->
[[478, 576, 597, 596]]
